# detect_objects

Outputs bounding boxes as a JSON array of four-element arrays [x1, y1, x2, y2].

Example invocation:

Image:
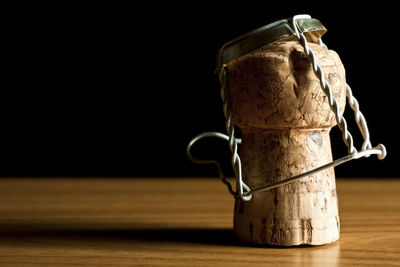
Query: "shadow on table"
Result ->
[[0, 223, 335, 249], [0, 224, 247, 247]]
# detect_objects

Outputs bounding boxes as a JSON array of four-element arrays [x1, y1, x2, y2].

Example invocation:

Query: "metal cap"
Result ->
[[217, 16, 327, 68]]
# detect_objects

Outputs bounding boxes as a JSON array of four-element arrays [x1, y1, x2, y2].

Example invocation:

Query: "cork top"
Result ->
[[227, 41, 346, 129]]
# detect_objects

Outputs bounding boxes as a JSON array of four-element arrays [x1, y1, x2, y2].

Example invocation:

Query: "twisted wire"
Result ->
[[292, 18, 357, 154], [346, 84, 372, 151], [219, 66, 252, 201]]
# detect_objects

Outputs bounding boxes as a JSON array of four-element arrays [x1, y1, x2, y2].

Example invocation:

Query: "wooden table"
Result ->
[[0, 178, 399, 266]]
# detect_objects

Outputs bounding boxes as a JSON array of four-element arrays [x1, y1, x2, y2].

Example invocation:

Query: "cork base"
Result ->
[[234, 215, 340, 246], [233, 130, 341, 246]]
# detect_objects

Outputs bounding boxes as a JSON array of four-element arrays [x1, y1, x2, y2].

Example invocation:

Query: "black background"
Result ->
[[2, 2, 398, 177]]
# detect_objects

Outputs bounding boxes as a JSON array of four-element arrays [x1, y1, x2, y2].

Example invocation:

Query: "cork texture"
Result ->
[[227, 40, 346, 129], [227, 40, 346, 246]]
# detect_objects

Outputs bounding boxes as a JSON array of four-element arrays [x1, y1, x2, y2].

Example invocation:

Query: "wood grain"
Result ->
[[0, 178, 399, 266]]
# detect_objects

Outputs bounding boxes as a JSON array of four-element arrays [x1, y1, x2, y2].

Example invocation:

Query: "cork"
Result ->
[[227, 40, 346, 246]]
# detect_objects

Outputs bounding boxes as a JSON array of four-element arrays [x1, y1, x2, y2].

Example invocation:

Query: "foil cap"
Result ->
[[217, 17, 327, 68]]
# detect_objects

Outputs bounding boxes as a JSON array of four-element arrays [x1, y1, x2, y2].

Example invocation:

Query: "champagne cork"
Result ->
[[227, 40, 346, 246]]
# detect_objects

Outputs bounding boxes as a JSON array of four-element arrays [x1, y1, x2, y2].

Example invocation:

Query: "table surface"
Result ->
[[0, 178, 399, 266]]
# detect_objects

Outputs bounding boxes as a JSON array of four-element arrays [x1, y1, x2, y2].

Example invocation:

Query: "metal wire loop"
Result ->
[[187, 14, 386, 201]]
